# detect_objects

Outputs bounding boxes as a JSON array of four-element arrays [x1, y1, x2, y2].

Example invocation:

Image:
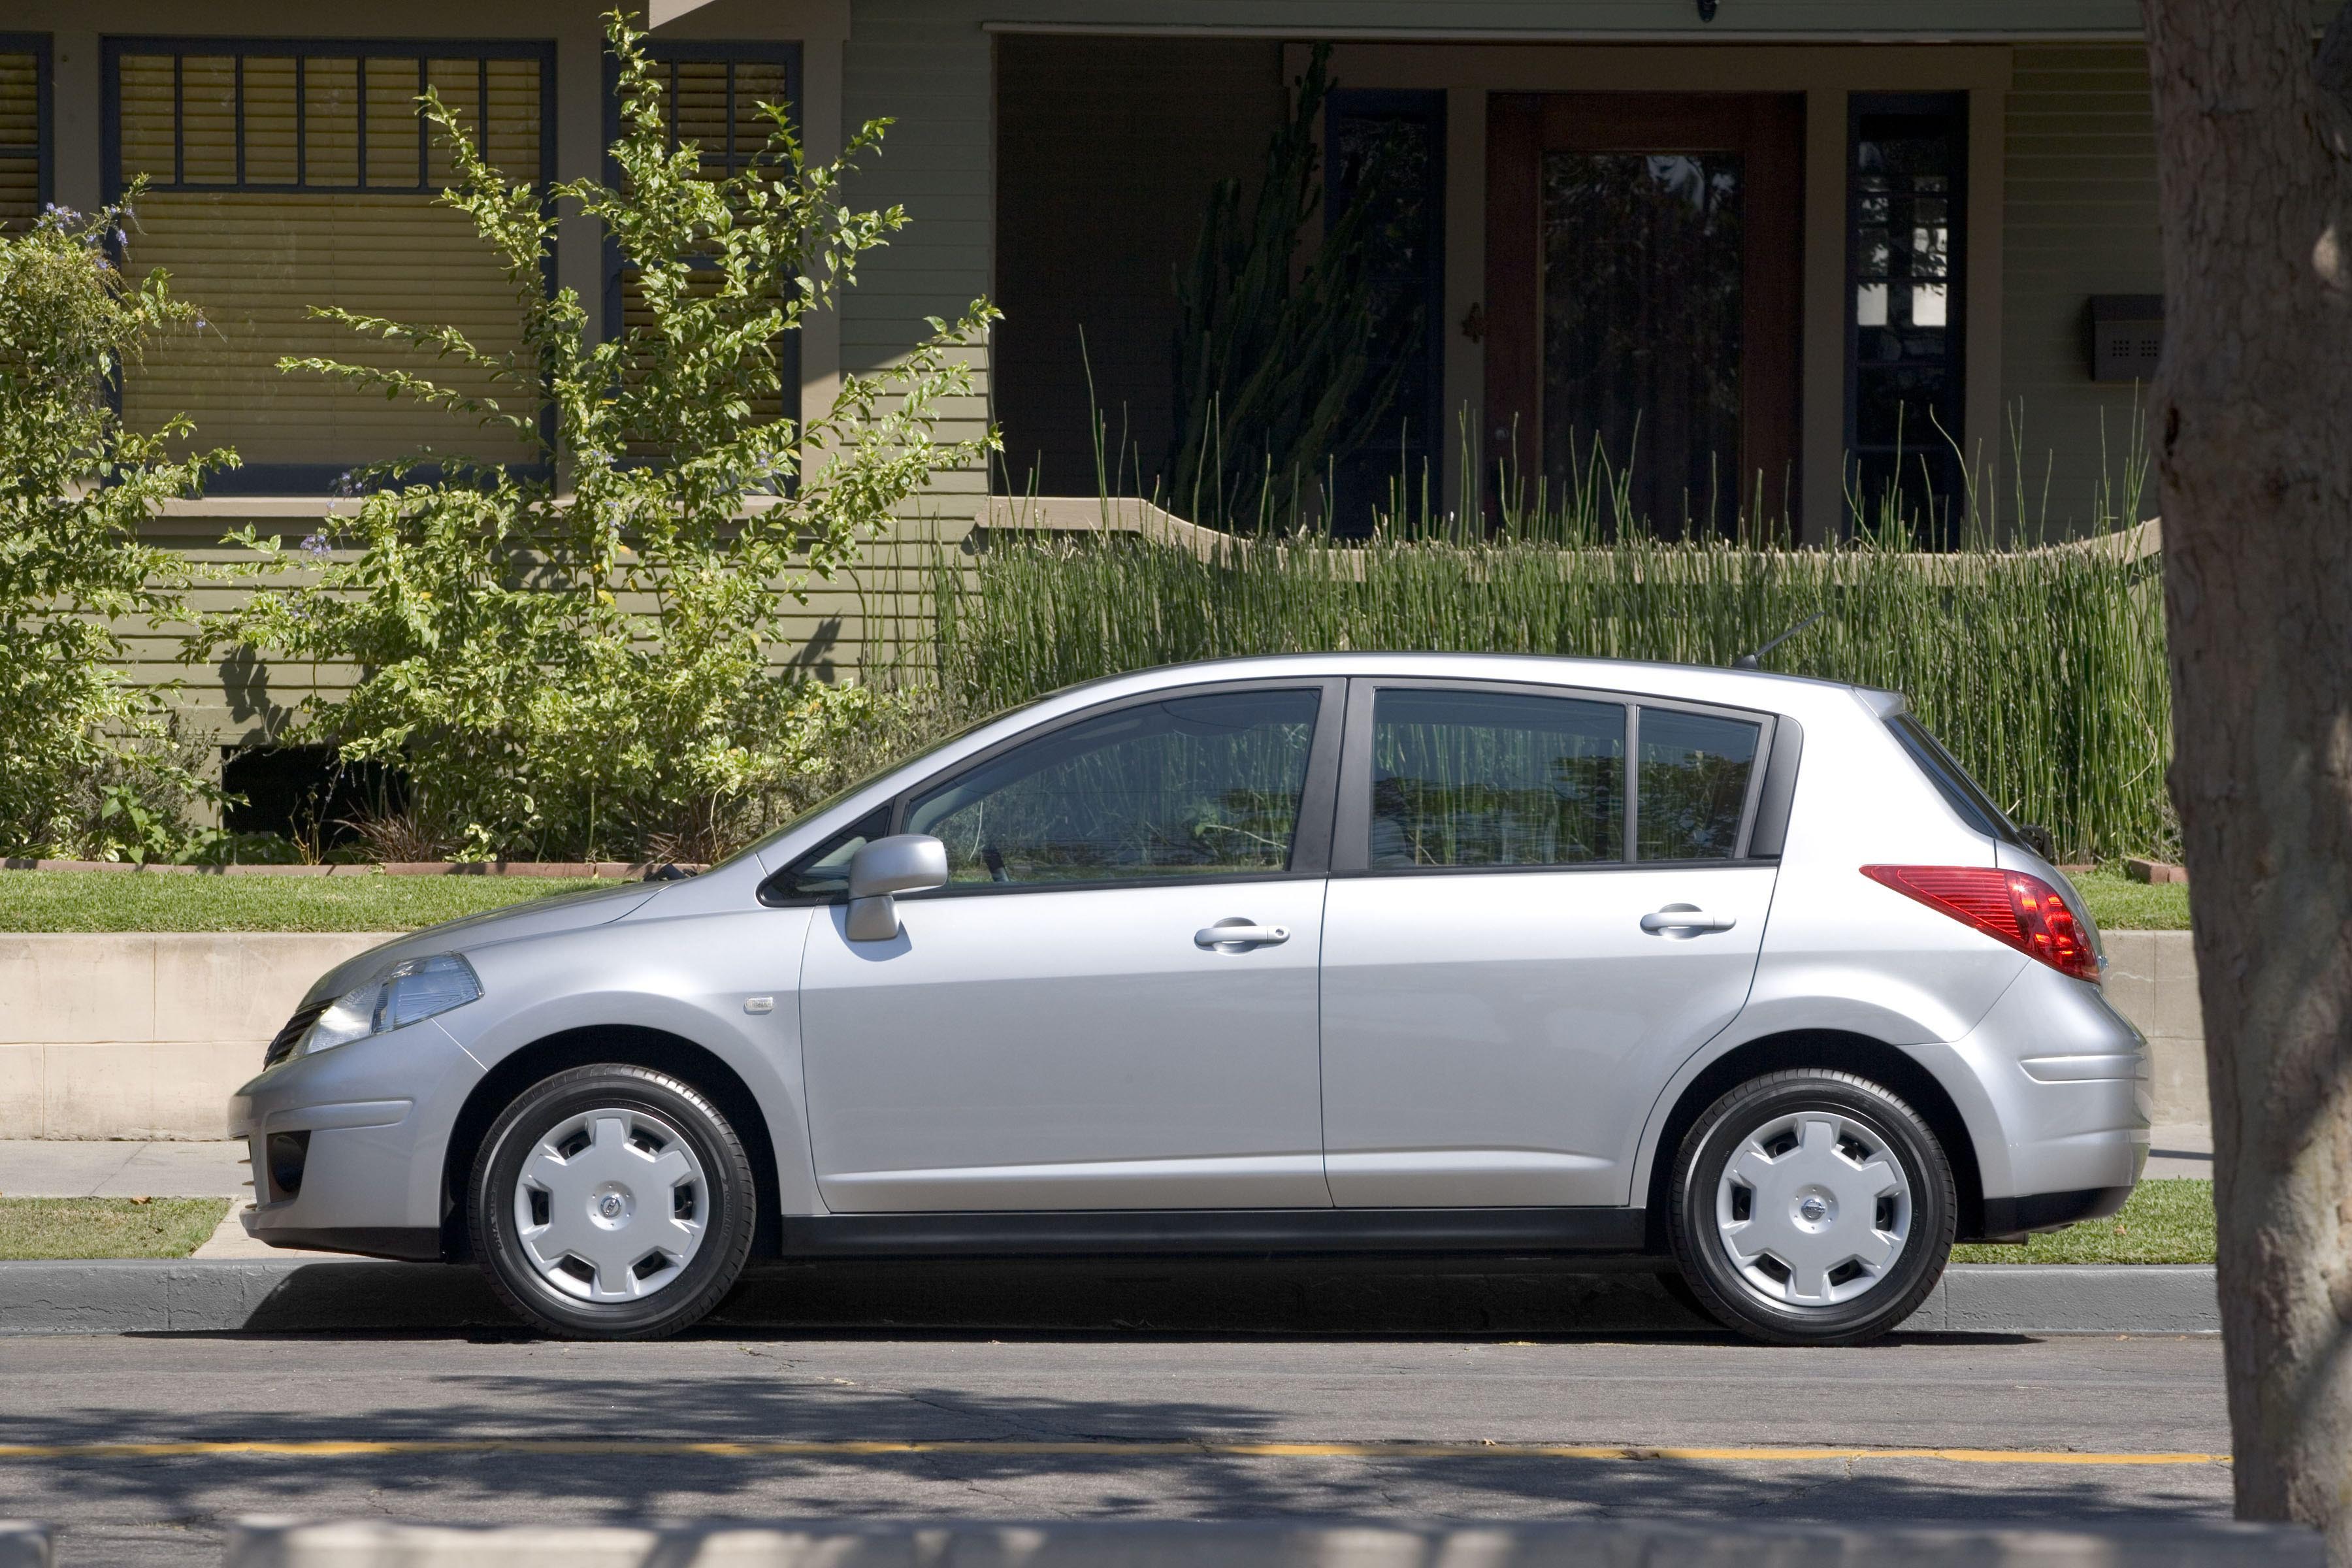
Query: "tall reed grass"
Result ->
[[931, 465, 2173, 863]]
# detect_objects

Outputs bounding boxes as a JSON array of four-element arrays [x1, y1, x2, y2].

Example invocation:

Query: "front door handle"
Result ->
[[1196, 920, 1290, 951], [1641, 906, 1737, 936]]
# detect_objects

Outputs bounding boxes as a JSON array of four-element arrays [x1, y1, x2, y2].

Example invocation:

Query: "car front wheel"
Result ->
[[470, 1064, 757, 1339], [1667, 1069, 1955, 1346]]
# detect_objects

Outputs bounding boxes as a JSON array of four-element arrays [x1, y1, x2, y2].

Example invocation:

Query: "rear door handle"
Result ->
[[1641, 907, 1737, 935], [1196, 921, 1290, 950]]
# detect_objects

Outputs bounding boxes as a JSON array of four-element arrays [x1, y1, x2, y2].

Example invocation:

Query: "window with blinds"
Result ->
[[0, 37, 49, 232], [105, 40, 553, 491], [604, 44, 802, 444]]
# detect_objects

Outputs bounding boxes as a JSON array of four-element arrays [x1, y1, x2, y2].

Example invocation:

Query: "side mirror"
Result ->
[[2017, 823, 2057, 862], [844, 834, 949, 941]]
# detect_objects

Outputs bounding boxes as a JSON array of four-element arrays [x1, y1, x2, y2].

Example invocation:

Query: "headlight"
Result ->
[[298, 954, 482, 1056]]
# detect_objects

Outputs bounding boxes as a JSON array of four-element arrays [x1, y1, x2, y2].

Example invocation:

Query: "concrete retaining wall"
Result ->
[[219, 1518, 2319, 1567], [0, 930, 2208, 1141], [2100, 930, 2206, 1134], [0, 934, 393, 1139]]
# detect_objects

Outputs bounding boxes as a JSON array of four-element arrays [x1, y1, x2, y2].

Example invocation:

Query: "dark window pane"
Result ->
[[1543, 152, 1745, 535], [1637, 710, 1759, 860], [1846, 97, 1967, 542], [1369, 690, 1625, 868], [906, 691, 1321, 885]]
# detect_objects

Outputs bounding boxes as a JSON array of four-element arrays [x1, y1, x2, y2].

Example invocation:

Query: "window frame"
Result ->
[[1329, 677, 1784, 877], [99, 35, 559, 495], [0, 32, 54, 223], [598, 37, 803, 435], [759, 678, 1348, 906]]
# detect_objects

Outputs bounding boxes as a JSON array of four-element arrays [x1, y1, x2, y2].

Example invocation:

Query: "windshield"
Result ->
[[703, 696, 1049, 874]]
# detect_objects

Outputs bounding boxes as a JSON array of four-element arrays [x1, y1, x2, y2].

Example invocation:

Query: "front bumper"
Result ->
[[227, 1013, 484, 1260]]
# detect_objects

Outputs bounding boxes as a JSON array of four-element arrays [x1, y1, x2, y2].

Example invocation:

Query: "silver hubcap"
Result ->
[[1714, 1111, 1911, 1309], [513, 1108, 708, 1303]]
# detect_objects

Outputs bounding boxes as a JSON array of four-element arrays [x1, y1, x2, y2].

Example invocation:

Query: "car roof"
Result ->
[[1037, 652, 1895, 718]]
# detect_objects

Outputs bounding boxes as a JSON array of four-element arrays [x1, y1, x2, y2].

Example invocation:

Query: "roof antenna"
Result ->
[[1733, 610, 1826, 670]]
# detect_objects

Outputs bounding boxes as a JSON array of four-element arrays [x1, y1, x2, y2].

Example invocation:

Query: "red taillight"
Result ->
[[1861, 864, 2101, 983]]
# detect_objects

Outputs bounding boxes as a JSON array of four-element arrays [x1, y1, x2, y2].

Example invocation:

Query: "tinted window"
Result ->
[[904, 689, 1321, 886], [1637, 710, 1760, 860], [774, 807, 890, 900], [1369, 689, 1625, 868], [1889, 713, 2018, 843]]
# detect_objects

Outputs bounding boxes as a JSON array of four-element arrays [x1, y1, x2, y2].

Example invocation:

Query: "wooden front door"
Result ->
[[1486, 93, 1805, 534]]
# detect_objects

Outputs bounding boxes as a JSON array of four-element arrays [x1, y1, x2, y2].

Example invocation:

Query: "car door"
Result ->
[[796, 680, 1342, 1212], [1318, 680, 1781, 1208]]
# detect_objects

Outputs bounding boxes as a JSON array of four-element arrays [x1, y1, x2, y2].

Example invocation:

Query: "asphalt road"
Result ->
[[0, 1263, 2230, 1567]]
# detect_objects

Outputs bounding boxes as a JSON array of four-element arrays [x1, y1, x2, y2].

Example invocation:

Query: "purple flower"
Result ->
[[300, 532, 333, 560], [194, 314, 208, 330]]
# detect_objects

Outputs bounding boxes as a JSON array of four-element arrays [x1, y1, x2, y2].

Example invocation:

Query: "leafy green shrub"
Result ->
[[208, 12, 995, 862], [0, 199, 236, 859]]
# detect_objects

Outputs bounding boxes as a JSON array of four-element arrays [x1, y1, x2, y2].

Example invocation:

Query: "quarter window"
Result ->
[[1636, 709, 1760, 860], [1368, 689, 1625, 868], [905, 689, 1322, 887]]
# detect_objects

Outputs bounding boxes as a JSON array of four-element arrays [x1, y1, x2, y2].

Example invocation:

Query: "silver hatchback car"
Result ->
[[230, 655, 2149, 1345]]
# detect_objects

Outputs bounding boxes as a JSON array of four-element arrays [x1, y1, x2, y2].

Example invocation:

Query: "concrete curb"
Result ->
[[0, 1524, 48, 1568], [220, 1518, 2319, 1567], [0, 1260, 2218, 1337]]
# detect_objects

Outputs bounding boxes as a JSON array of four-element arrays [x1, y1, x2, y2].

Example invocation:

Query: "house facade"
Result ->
[[3, 0, 2295, 747]]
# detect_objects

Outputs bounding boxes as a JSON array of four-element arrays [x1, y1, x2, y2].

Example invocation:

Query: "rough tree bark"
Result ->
[[2140, 0, 2352, 1556]]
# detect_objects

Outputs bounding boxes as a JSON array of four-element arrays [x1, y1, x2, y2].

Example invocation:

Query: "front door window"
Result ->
[[905, 688, 1320, 885]]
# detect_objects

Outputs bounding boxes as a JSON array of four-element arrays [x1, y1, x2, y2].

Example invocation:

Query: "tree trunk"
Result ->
[[2140, 0, 2352, 1556]]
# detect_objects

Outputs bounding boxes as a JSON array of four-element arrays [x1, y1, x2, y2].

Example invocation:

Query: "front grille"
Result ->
[[263, 1001, 328, 1068]]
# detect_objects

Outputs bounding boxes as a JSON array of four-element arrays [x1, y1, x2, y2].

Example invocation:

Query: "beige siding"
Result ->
[[136, 514, 957, 748], [839, 1, 995, 530], [1999, 43, 2163, 531]]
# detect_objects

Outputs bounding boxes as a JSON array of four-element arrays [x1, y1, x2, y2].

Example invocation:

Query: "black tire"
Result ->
[[470, 1064, 757, 1340], [1667, 1069, 1955, 1347]]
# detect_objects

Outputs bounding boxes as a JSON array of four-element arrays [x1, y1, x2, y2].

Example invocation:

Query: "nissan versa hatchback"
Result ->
[[230, 655, 2149, 1345]]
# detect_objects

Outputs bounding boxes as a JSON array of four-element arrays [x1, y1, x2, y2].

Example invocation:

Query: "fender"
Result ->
[[438, 906, 825, 1217], [1624, 965, 2029, 1217]]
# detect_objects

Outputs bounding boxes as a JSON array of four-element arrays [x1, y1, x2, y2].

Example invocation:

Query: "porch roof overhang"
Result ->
[[650, 0, 2153, 42]]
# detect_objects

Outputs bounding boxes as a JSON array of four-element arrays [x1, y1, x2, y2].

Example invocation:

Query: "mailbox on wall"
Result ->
[[2087, 295, 2164, 384]]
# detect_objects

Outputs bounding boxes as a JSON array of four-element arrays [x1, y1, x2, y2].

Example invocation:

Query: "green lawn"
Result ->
[[1952, 1178, 2213, 1265], [2072, 868, 2191, 932], [0, 1197, 229, 1260], [0, 871, 621, 932]]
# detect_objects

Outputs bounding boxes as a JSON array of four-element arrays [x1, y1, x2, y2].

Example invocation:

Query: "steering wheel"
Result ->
[[982, 843, 1011, 883]]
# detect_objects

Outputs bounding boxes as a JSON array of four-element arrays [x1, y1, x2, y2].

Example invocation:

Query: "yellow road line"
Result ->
[[0, 1438, 2229, 1467]]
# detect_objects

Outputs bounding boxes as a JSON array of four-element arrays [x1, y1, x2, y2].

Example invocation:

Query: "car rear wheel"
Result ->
[[1667, 1069, 1955, 1346], [470, 1064, 756, 1339]]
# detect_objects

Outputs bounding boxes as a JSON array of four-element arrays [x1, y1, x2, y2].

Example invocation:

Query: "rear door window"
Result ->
[[1367, 688, 1627, 867]]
